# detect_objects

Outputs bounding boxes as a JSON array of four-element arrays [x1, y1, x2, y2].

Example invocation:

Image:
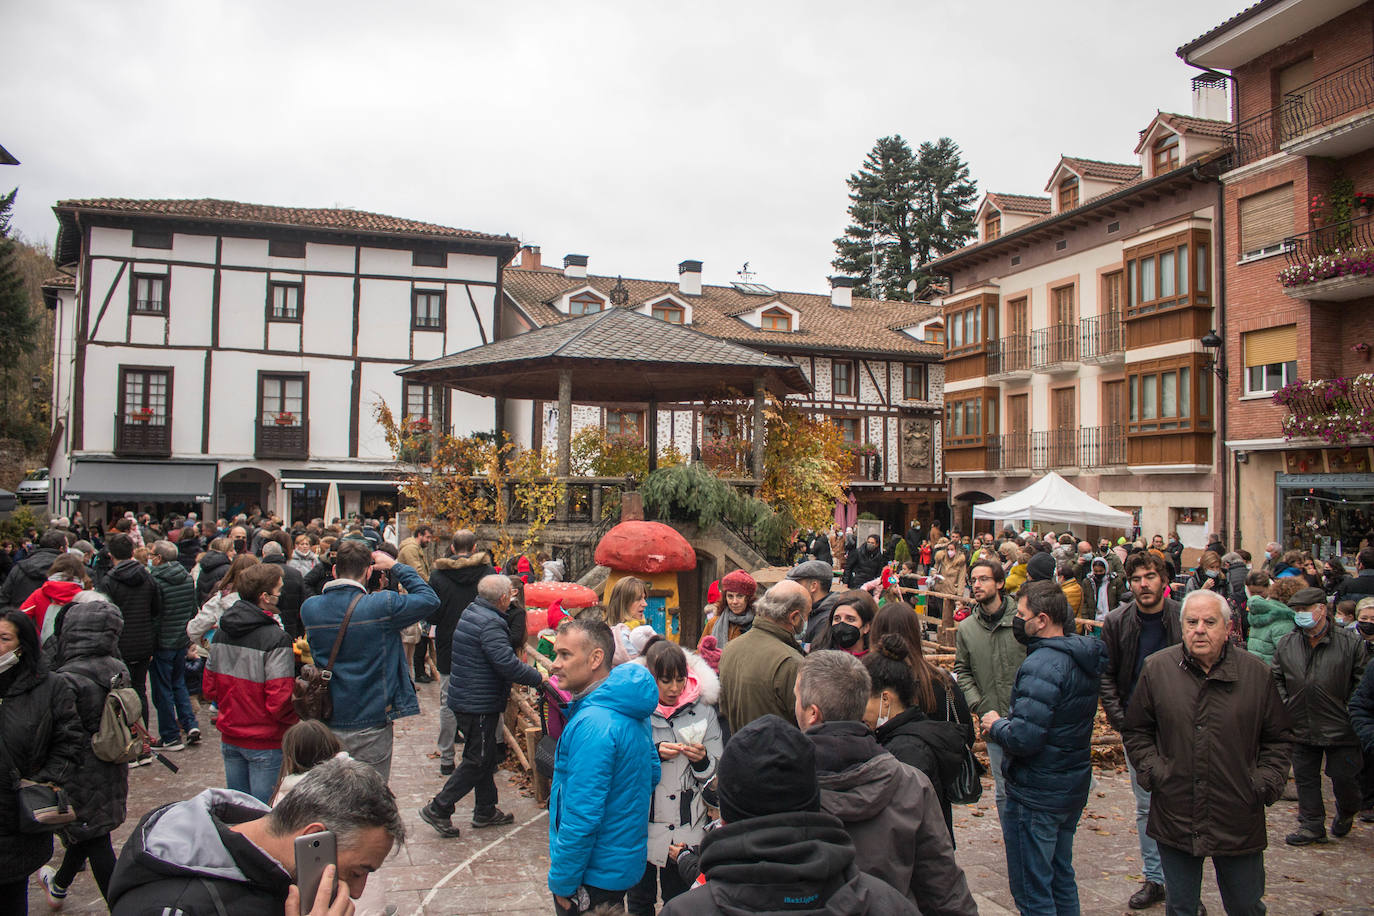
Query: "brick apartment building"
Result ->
[[1180, 0, 1374, 559]]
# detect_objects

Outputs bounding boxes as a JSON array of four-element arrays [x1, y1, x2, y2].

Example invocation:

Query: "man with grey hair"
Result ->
[[795, 651, 976, 915], [420, 574, 547, 837], [1125, 589, 1293, 915], [719, 580, 810, 731], [108, 756, 403, 913], [787, 558, 841, 649]]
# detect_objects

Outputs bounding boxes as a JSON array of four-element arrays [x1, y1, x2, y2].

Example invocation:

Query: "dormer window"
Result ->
[[569, 292, 605, 316], [924, 322, 945, 344], [760, 307, 792, 332], [1153, 134, 1180, 174], [1058, 176, 1079, 211], [651, 302, 684, 324], [985, 212, 1001, 240]]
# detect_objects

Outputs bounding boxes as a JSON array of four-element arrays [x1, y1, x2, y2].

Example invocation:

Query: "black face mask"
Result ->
[[233, 538, 247, 554], [1358, 620, 1374, 636], [1012, 615, 1034, 645], [830, 622, 862, 649]]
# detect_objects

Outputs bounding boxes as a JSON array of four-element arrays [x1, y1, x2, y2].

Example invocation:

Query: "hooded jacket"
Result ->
[[429, 552, 495, 677], [1272, 622, 1367, 746], [107, 788, 292, 914], [719, 617, 804, 733], [987, 633, 1107, 813], [1245, 596, 1297, 664], [803, 590, 843, 651], [195, 549, 231, 608], [150, 560, 198, 650], [1350, 661, 1374, 751], [0, 545, 64, 607], [20, 576, 83, 643], [0, 657, 83, 884], [396, 536, 431, 579], [659, 811, 918, 916], [931, 549, 968, 598], [952, 595, 1024, 717], [446, 596, 543, 714], [636, 651, 724, 867], [844, 542, 886, 588], [201, 598, 298, 748], [54, 599, 131, 841], [548, 663, 660, 897], [261, 553, 306, 639], [873, 705, 969, 838], [808, 721, 976, 915], [1098, 597, 1182, 732], [103, 558, 164, 662], [300, 565, 438, 731], [1124, 644, 1293, 856]]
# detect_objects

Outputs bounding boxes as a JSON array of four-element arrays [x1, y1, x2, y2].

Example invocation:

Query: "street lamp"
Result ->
[[1200, 329, 1226, 383]]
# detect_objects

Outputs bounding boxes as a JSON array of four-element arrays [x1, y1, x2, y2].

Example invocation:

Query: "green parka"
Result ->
[[953, 595, 1026, 716], [1245, 596, 1296, 665]]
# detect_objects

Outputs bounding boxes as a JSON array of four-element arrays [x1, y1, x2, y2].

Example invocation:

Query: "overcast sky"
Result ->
[[6, 0, 1242, 293]]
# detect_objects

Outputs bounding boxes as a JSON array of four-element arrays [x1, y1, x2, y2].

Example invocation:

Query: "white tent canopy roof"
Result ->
[[972, 472, 1133, 529]]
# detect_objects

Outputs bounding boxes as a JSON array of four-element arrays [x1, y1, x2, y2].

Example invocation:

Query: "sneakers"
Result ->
[[419, 803, 462, 838], [39, 865, 66, 910], [1128, 880, 1166, 909], [151, 737, 185, 752], [1284, 826, 1328, 846], [471, 808, 514, 828], [185, 727, 202, 746], [439, 762, 455, 776], [131, 747, 154, 767], [1360, 808, 1374, 824], [1332, 813, 1355, 838]]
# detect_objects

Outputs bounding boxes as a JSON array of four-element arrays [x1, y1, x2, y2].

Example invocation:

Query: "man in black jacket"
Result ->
[[1336, 547, 1374, 603], [0, 528, 67, 606], [195, 538, 232, 608], [101, 533, 163, 742], [428, 530, 494, 775], [148, 541, 201, 752], [261, 536, 306, 638], [1098, 551, 1181, 910], [108, 757, 403, 914]]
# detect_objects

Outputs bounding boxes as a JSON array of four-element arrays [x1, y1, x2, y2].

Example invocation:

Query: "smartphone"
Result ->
[[294, 830, 337, 908]]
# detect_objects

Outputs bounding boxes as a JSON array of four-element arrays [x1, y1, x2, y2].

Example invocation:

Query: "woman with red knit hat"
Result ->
[[700, 569, 758, 648]]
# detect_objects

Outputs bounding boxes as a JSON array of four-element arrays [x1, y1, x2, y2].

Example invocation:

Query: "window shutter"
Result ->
[[1239, 185, 1294, 254], [1243, 325, 1297, 367]]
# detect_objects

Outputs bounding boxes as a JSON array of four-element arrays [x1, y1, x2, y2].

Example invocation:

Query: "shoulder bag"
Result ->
[[292, 592, 363, 721], [944, 684, 985, 806]]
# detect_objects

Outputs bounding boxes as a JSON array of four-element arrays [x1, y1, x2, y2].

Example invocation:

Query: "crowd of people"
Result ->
[[0, 509, 1372, 916]]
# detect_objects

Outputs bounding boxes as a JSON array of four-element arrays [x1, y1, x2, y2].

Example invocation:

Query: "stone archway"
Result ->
[[219, 466, 276, 519]]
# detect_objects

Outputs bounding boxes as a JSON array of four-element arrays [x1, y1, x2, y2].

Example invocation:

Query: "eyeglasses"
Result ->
[[970, 575, 997, 584]]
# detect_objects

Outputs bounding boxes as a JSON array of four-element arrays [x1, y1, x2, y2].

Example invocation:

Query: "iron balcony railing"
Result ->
[[985, 428, 1124, 471], [1031, 324, 1078, 368], [1080, 312, 1123, 360], [1080, 425, 1127, 468], [1229, 53, 1374, 165], [986, 335, 1032, 375], [987, 432, 1030, 469], [1032, 429, 1079, 469], [1284, 211, 1374, 270]]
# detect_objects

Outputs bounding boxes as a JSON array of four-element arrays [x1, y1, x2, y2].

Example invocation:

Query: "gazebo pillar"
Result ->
[[648, 397, 659, 473], [752, 375, 766, 489], [556, 369, 573, 477]]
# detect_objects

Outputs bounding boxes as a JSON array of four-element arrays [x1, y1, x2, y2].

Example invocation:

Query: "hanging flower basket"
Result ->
[[1278, 248, 1374, 287], [842, 441, 880, 458], [1274, 374, 1374, 445], [405, 416, 432, 433], [129, 407, 155, 423], [274, 412, 297, 426]]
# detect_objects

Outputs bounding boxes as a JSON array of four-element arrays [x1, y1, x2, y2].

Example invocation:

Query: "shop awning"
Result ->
[[65, 460, 217, 503], [973, 471, 1134, 529], [279, 470, 403, 492]]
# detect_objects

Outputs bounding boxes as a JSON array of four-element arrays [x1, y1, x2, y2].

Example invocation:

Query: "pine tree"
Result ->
[[0, 189, 41, 441], [831, 136, 978, 300]]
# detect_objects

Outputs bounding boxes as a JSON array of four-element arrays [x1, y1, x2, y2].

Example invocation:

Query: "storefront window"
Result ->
[[1281, 485, 1374, 560]]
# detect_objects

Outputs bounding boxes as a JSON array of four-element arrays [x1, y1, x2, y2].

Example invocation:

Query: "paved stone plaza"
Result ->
[[42, 678, 1374, 915]]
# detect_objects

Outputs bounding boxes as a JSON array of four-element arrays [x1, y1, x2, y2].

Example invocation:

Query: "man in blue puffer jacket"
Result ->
[[548, 617, 659, 915], [981, 579, 1108, 916]]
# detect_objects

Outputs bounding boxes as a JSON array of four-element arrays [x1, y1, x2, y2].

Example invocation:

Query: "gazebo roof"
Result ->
[[398, 307, 812, 401]]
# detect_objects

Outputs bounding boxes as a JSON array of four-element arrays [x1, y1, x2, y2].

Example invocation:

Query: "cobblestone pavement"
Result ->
[[39, 678, 1374, 915]]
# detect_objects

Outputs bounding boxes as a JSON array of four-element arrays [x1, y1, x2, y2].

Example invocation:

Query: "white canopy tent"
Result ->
[[973, 471, 1133, 530]]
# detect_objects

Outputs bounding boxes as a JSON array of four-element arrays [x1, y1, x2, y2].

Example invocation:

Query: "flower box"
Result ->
[[129, 408, 155, 423], [274, 412, 297, 426], [1278, 247, 1374, 287]]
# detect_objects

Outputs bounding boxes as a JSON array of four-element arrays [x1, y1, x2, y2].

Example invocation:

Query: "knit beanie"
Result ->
[[1026, 552, 1056, 583], [720, 569, 758, 597], [697, 635, 722, 672], [717, 714, 820, 823], [706, 580, 721, 606]]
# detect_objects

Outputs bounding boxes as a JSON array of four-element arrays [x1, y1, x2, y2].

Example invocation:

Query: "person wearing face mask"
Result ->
[[930, 538, 969, 635], [718, 581, 810, 732], [100, 531, 164, 753], [981, 580, 1107, 916], [1349, 598, 1374, 824], [1183, 550, 1227, 598], [701, 569, 758, 648], [812, 590, 876, 656], [202, 563, 299, 803], [843, 534, 886, 589], [1272, 586, 1368, 845]]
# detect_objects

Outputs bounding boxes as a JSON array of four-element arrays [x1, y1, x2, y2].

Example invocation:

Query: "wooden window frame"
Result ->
[[1126, 354, 1212, 436], [402, 381, 447, 427], [1153, 134, 1180, 174], [923, 322, 945, 344], [412, 249, 446, 267], [257, 371, 310, 459], [569, 292, 605, 317], [945, 388, 998, 447], [116, 365, 173, 458], [985, 213, 1001, 240], [604, 408, 645, 440], [130, 272, 169, 317], [266, 280, 303, 323], [760, 307, 793, 332], [903, 363, 927, 400], [833, 359, 856, 398], [944, 293, 995, 357], [836, 416, 863, 445], [411, 288, 446, 331], [1058, 176, 1079, 211], [1123, 228, 1211, 320], [132, 229, 172, 249], [268, 239, 306, 259], [650, 302, 685, 324]]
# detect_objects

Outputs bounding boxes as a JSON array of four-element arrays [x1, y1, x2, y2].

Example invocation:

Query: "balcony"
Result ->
[[986, 335, 1033, 382], [988, 432, 1030, 470], [1031, 324, 1079, 374], [1032, 429, 1080, 470], [1080, 425, 1127, 469], [1280, 212, 1374, 301], [1079, 313, 1123, 366], [1276, 376, 1374, 445], [1230, 54, 1374, 166], [115, 416, 171, 458], [257, 419, 309, 459]]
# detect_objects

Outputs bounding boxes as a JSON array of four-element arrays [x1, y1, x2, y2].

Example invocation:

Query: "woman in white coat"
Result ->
[[627, 637, 724, 916]]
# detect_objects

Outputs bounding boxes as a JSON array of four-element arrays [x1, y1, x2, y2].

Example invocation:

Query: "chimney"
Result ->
[[829, 276, 854, 308], [518, 245, 541, 270], [1191, 73, 1228, 121], [563, 254, 588, 279], [678, 259, 702, 296]]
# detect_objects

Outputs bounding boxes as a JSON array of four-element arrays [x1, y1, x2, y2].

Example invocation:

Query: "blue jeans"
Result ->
[[986, 741, 1008, 820], [150, 647, 199, 743], [1126, 757, 1164, 884], [1001, 797, 1082, 916], [222, 743, 283, 803]]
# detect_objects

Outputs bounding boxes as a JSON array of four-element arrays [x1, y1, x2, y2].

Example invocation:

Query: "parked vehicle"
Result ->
[[15, 468, 49, 506]]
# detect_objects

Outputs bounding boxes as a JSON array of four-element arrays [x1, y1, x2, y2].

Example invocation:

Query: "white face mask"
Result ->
[[875, 695, 892, 729], [0, 649, 19, 674]]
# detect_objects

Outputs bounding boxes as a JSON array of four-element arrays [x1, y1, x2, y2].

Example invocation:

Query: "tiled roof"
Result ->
[[501, 269, 944, 359], [1176, 0, 1279, 56], [54, 198, 516, 243], [41, 274, 75, 289], [1059, 157, 1143, 183], [988, 193, 1051, 216], [1134, 111, 1234, 153]]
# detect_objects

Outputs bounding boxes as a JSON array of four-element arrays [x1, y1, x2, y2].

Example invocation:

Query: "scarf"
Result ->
[[657, 673, 702, 720], [712, 608, 754, 643]]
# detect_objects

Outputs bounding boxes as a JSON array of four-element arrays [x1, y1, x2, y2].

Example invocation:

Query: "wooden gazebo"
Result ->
[[398, 307, 812, 481]]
